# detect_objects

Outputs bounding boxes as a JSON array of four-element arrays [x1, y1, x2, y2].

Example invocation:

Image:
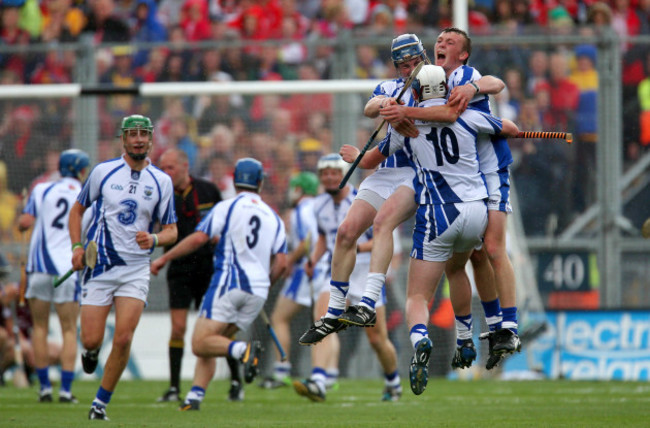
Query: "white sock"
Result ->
[[229, 341, 248, 360], [360, 272, 385, 309]]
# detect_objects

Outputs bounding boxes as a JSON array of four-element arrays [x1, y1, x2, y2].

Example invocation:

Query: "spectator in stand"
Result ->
[[159, 53, 187, 83], [526, 50, 549, 96], [283, 63, 332, 134], [503, 67, 525, 115], [204, 154, 235, 200], [296, 137, 323, 173], [179, 0, 211, 41], [82, 0, 130, 43], [167, 117, 199, 174], [406, 0, 438, 32], [30, 51, 72, 84], [0, 105, 45, 193], [279, 15, 308, 65], [99, 46, 139, 121], [195, 73, 247, 135], [0, 2, 32, 80], [548, 52, 579, 131], [40, 0, 85, 43], [192, 49, 224, 82], [130, 0, 168, 68], [135, 46, 167, 83], [569, 44, 599, 213], [356, 45, 388, 79]]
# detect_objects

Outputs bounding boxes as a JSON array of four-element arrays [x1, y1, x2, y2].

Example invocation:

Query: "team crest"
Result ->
[[131, 171, 140, 180], [144, 185, 153, 200]]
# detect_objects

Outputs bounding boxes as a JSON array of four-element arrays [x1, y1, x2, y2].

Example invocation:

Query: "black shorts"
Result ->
[[167, 268, 212, 310]]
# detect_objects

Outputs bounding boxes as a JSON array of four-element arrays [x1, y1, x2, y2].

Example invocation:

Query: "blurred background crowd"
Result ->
[[0, 0, 647, 239]]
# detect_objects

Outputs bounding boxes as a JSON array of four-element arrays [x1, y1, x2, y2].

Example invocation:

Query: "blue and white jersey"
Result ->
[[77, 155, 176, 274], [379, 98, 504, 205], [197, 191, 286, 300], [370, 78, 416, 170], [289, 196, 319, 267], [447, 65, 513, 174], [312, 185, 372, 266], [24, 177, 82, 275]]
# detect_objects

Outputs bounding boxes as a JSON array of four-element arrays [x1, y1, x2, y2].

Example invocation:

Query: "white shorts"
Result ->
[[411, 200, 487, 262], [484, 168, 512, 213], [345, 261, 385, 308], [280, 265, 328, 307], [25, 272, 80, 304], [199, 288, 266, 331], [81, 263, 150, 306], [357, 167, 415, 211]]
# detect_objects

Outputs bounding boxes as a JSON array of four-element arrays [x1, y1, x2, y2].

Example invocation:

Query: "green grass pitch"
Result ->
[[1, 378, 648, 427]]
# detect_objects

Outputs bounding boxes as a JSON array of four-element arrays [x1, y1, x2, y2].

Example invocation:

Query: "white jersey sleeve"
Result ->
[[197, 192, 287, 299], [24, 178, 82, 275]]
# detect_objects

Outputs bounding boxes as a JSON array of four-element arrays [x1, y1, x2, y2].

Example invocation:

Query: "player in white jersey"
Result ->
[[17, 149, 90, 403], [434, 27, 521, 366], [370, 27, 517, 370], [353, 65, 519, 395], [295, 154, 402, 403], [260, 172, 329, 389], [151, 158, 288, 411], [68, 115, 178, 421]]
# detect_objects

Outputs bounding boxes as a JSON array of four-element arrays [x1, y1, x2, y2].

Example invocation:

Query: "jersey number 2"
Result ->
[[51, 198, 69, 230]]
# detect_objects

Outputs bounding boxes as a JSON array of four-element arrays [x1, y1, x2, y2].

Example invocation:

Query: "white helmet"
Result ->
[[411, 65, 447, 101], [317, 153, 349, 175]]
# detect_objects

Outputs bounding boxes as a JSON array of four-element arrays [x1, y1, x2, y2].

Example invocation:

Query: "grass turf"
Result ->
[[1, 378, 648, 427]]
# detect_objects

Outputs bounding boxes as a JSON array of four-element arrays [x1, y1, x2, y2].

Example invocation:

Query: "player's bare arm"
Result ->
[[270, 253, 289, 284], [69, 201, 87, 271], [379, 103, 460, 124], [17, 213, 35, 232], [500, 118, 520, 138], [448, 75, 505, 111], [366, 96, 419, 138], [150, 230, 208, 275], [340, 145, 386, 170], [135, 223, 177, 250]]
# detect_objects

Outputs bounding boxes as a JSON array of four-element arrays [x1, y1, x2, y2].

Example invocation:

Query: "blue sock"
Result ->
[[36, 367, 51, 390], [502, 307, 518, 334], [95, 386, 113, 406], [481, 298, 503, 332], [60, 370, 74, 393]]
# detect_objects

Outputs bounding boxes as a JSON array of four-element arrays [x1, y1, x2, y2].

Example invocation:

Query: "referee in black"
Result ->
[[157, 148, 242, 402]]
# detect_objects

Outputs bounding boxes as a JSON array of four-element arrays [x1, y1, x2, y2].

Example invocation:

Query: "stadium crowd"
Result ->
[[0, 0, 648, 238]]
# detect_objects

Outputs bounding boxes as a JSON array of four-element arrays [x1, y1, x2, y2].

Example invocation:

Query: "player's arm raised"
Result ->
[[150, 230, 208, 275]]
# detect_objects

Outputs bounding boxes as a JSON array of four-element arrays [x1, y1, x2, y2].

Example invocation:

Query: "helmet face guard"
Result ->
[[59, 149, 90, 179], [391, 34, 426, 67], [317, 153, 349, 175], [411, 65, 448, 101], [121, 114, 153, 161], [234, 157, 264, 190]]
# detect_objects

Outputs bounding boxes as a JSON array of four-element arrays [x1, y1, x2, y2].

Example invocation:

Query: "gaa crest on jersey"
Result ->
[[143, 185, 153, 200], [131, 170, 140, 180]]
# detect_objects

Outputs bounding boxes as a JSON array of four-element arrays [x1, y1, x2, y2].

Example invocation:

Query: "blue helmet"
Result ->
[[234, 157, 264, 190], [391, 34, 426, 67], [59, 149, 90, 178]]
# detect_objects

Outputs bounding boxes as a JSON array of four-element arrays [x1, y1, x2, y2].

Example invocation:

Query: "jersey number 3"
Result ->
[[246, 215, 261, 248]]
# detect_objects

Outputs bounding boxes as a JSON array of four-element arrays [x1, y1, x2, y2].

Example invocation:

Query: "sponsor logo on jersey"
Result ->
[[111, 184, 124, 191]]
